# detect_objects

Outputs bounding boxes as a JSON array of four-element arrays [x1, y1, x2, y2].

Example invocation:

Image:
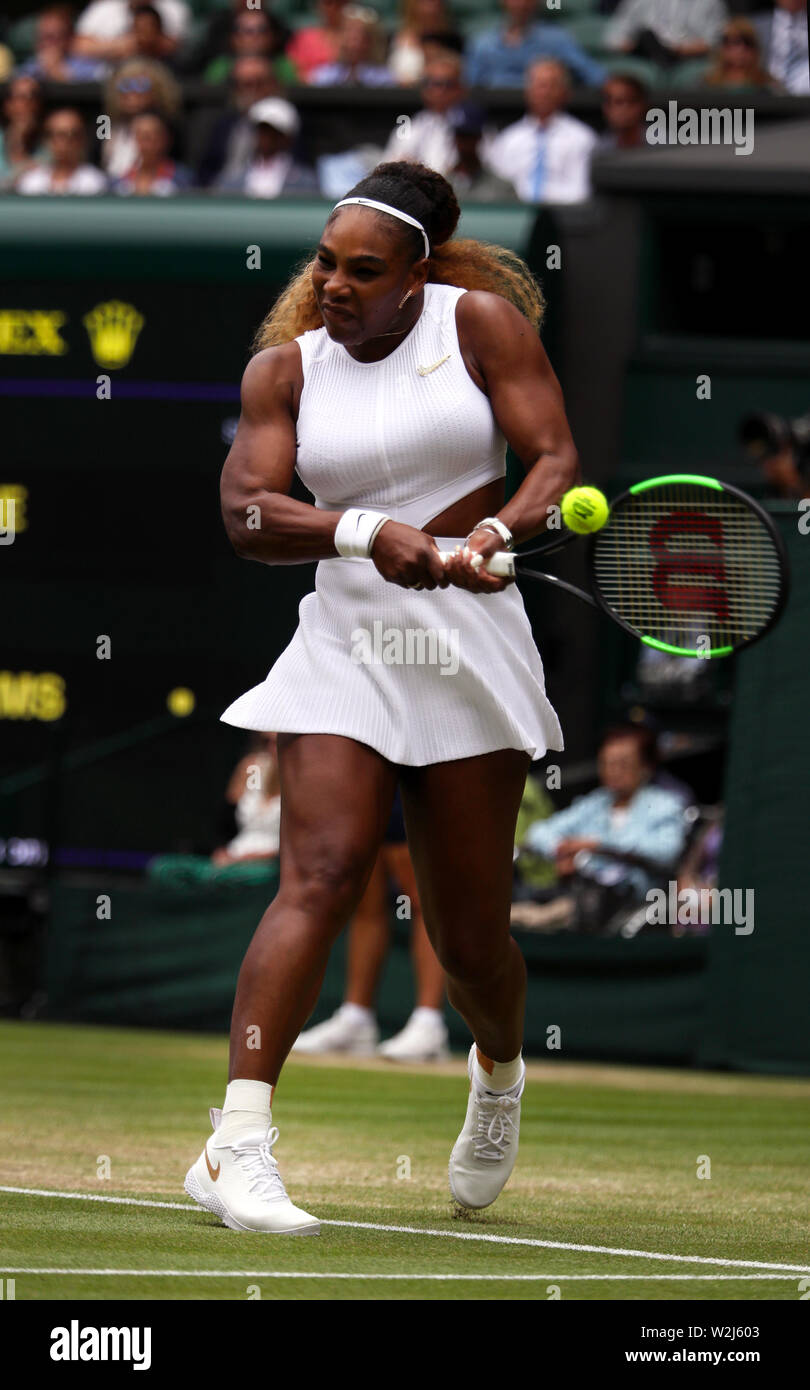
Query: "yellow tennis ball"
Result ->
[[167, 686, 195, 717], [560, 486, 609, 534]]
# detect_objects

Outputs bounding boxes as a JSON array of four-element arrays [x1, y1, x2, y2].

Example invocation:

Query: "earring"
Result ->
[[398, 289, 412, 310]]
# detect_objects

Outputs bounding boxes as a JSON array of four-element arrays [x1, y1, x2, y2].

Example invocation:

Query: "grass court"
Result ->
[[2, 1021, 808, 1302]]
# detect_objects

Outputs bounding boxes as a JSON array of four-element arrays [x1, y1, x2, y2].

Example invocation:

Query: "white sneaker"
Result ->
[[448, 1044, 525, 1210], [184, 1107, 320, 1235], [292, 1004, 379, 1056], [377, 1009, 450, 1062]]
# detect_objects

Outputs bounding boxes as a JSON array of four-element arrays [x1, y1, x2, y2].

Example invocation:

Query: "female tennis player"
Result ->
[[185, 161, 578, 1233]]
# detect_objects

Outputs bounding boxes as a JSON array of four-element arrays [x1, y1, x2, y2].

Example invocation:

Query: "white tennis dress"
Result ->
[[221, 282, 563, 766]]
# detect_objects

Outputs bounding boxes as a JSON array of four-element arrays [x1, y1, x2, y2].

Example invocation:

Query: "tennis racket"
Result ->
[[440, 474, 789, 659]]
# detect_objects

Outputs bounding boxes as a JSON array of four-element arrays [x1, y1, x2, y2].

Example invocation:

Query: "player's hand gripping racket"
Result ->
[[441, 474, 789, 658]]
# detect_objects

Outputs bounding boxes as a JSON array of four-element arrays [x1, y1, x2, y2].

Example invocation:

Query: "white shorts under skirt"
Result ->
[[221, 540, 564, 767]]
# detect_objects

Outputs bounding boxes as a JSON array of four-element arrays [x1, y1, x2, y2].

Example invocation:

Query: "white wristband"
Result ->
[[471, 516, 513, 550], [334, 508, 391, 559]]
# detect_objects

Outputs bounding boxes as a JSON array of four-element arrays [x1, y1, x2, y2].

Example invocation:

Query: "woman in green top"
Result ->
[[204, 10, 299, 88]]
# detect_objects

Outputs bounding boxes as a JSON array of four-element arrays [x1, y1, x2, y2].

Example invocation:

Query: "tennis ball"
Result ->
[[560, 486, 609, 534], [167, 686, 196, 717]]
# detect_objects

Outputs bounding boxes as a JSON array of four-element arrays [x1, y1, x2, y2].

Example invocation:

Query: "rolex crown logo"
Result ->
[[82, 300, 144, 369]]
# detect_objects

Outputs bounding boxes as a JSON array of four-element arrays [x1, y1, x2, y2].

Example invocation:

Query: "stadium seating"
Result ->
[[671, 58, 713, 88], [7, 14, 36, 59], [563, 15, 609, 54]]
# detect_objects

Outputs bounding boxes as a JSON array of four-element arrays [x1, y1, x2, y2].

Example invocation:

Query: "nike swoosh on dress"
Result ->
[[417, 353, 452, 377]]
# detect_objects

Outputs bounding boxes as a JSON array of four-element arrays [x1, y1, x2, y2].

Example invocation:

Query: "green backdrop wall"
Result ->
[[698, 513, 810, 1075]]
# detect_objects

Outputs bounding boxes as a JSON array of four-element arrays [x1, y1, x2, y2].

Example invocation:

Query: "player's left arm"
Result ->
[[456, 290, 580, 548]]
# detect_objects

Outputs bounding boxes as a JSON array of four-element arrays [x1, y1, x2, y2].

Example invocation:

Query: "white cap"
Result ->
[[248, 98, 300, 137]]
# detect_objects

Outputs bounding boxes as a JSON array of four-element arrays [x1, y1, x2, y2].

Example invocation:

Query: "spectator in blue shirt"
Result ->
[[466, 0, 606, 88], [18, 6, 105, 82], [521, 725, 689, 898]]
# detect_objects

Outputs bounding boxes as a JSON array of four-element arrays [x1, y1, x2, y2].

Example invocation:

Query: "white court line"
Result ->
[[3, 1186, 809, 1276], [0, 1269, 804, 1281]]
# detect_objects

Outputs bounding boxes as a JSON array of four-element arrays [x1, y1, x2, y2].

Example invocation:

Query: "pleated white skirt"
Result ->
[[221, 541, 563, 767]]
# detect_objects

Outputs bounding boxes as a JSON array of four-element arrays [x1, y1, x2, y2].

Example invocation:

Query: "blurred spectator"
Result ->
[[522, 725, 688, 900], [753, 0, 809, 94], [101, 57, 181, 178], [388, 0, 459, 84], [17, 107, 108, 194], [0, 76, 46, 190], [605, 0, 727, 68], [446, 102, 517, 200], [196, 55, 278, 188], [129, 3, 177, 65], [383, 50, 465, 174], [112, 109, 192, 193], [203, 7, 297, 87], [513, 773, 557, 896], [598, 72, 649, 148], [287, 0, 347, 81], [189, 0, 266, 75], [740, 405, 810, 498], [215, 97, 318, 197], [212, 734, 281, 866], [0, 46, 12, 83], [703, 16, 781, 85], [676, 814, 723, 931], [72, 0, 191, 64], [758, 440, 810, 498], [312, 4, 394, 86], [486, 59, 597, 204], [17, 5, 105, 81], [466, 0, 605, 88]]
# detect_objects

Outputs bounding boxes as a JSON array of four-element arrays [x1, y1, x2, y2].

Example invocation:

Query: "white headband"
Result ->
[[332, 196, 430, 259]]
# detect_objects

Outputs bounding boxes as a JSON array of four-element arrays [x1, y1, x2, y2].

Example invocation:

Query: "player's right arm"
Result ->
[[220, 345, 344, 565], [221, 343, 448, 587]]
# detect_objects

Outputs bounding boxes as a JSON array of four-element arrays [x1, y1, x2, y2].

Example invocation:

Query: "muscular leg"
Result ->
[[344, 852, 390, 1008], [381, 842, 445, 1011], [399, 750, 529, 1061], [228, 734, 397, 1083]]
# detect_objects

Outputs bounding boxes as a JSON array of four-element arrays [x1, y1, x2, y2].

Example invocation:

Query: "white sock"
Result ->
[[410, 1007, 443, 1025], [340, 1002, 375, 1024], [218, 1078, 273, 1141], [474, 1047, 523, 1093]]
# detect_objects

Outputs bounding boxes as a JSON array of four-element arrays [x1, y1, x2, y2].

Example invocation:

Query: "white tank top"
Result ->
[[294, 282, 506, 530]]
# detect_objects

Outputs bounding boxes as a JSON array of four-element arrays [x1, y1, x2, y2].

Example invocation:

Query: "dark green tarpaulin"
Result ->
[[46, 873, 708, 1064]]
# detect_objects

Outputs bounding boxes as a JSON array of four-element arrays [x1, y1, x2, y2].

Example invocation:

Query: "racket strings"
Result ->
[[592, 486, 784, 651]]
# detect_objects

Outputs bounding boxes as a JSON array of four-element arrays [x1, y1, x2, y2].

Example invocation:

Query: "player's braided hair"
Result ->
[[254, 161, 545, 350]]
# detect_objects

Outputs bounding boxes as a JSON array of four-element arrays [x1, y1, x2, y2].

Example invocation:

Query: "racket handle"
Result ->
[[485, 551, 516, 578], [437, 549, 516, 578]]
